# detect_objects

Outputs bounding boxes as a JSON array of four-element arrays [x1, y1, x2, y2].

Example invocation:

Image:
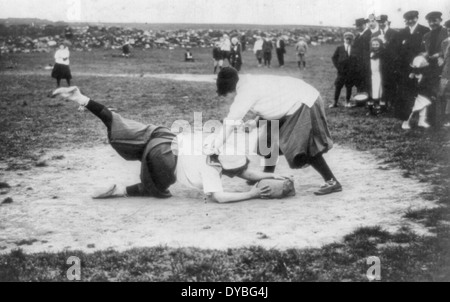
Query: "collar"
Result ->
[[409, 23, 418, 34]]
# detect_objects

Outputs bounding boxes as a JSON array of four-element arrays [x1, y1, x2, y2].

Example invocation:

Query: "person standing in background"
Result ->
[[276, 34, 286, 68], [331, 32, 358, 108], [295, 37, 308, 70], [51, 41, 72, 87], [439, 20, 450, 127], [422, 11, 448, 129], [253, 36, 264, 67], [220, 34, 232, 65], [240, 33, 247, 52], [353, 18, 371, 95], [212, 42, 223, 74], [262, 36, 273, 68], [230, 37, 243, 72], [376, 14, 400, 111], [396, 10, 430, 129]]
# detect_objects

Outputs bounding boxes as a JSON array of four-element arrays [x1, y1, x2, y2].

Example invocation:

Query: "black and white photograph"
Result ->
[[0, 0, 450, 285]]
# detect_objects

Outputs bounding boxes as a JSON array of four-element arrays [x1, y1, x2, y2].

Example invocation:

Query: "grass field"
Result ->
[[0, 45, 450, 282]]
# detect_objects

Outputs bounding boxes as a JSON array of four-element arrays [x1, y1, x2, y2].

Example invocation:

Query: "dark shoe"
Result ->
[[314, 179, 342, 196], [329, 103, 339, 108]]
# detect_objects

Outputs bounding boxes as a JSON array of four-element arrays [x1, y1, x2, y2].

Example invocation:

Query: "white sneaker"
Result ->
[[402, 121, 411, 130], [418, 121, 430, 129]]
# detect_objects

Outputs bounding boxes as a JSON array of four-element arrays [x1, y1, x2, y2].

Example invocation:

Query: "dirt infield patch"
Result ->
[[0, 142, 437, 254]]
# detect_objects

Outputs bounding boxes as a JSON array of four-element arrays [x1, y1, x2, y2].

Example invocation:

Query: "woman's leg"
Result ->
[[56, 78, 61, 87], [309, 154, 336, 182], [67, 79, 71, 86]]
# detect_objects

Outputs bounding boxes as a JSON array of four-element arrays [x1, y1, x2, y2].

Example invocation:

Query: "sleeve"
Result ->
[[226, 92, 255, 121], [200, 163, 223, 194], [332, 47, 339, 69]]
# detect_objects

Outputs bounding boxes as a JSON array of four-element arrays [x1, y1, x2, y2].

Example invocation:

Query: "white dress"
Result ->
[[370, 54, 382, 100]]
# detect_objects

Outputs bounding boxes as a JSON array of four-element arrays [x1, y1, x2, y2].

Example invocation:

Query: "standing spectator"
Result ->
[[368, 14, 381, 38], [331, 32, 358, 108], [253, 36, 264, 67], [295, 37, 308, 69], [262, 36, 273, 68], [51, 41, 72, 88], [353, 18, 372, 94], [122, 40, 131, 58], [184, 47, 195, 62], [212, 42, 223, 74], [422, 11, 448, 128], [376, 14, 400, 110], [368, 37, 386, 115], [230, 37, 243, 71], [396, 10, 430, 129], [439, 20, 450, 127], [220, 34, 232, 64], [240, 34, 247, 52], [276, 34, 286, 67]]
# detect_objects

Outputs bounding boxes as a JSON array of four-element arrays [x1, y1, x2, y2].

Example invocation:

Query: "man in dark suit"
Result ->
[[396, 10, 430, 128], [353, 18, 372, 94], [376, 14, 401, 110], [422, 11, 449, 128], [276, 34, 286, 67], [331, 32, 358, 108]]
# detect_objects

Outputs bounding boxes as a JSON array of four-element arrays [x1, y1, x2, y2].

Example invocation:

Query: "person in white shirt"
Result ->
[[210, 67, 342, 196], [49, 87, 292, 203], [253, 36, 264, 67], [220, 34, 232, 64], [51, 42, 72, 87]]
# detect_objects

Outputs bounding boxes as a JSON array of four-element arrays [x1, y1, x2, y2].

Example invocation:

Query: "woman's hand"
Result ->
[[250, 185, 272, 199]]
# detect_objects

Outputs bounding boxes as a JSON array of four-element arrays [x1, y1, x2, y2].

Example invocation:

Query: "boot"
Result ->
[[418, 107, 430, 128]]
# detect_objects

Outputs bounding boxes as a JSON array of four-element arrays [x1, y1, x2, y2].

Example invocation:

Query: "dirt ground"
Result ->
[[0, 73, 438, 254], [0, 141, 436, 254]]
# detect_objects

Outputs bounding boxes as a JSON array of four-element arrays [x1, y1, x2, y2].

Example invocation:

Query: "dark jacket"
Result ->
[[332, 44, 357, 75], [354, 29, 372, 68], [276, 39, 286, 53], [423, 26, 448, 78], [397, 24, 430, 72], [263, 40, 273, 53]]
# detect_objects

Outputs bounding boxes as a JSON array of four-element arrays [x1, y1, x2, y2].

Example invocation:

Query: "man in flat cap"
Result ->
[[422, 11, 449, 128], [353, 18, 372, 94], [331, 32, 358, 108], [376, 14, 401, 110], [395, 10, 430, 127]]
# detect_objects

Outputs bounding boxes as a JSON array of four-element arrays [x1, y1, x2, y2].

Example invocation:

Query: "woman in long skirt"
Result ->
[[51, 42, 72, 87]]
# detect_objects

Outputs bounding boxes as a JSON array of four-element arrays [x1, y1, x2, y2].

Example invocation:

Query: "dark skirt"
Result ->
[[51, 63, 72, 80], [258, 96, 334, 169], [109, 112, 177, 197]]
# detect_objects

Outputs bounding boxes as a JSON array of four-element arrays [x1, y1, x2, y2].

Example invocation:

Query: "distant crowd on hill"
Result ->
[[0, 22, 350, 54]]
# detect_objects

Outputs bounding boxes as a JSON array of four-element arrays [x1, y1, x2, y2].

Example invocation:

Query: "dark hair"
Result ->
[[216, 67, 239, 96]]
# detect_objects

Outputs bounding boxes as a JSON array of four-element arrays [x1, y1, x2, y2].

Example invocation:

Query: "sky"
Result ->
[[0, 0, 449, 27]]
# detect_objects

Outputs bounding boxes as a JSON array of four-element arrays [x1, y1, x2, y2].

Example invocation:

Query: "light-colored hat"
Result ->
[[344, 32, 355, 39], [410, 55, 429, 69]]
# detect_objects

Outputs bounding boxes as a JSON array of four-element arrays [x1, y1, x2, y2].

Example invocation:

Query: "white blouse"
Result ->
[[54, 48, 70, 65], [226, 75, 320, 121]]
